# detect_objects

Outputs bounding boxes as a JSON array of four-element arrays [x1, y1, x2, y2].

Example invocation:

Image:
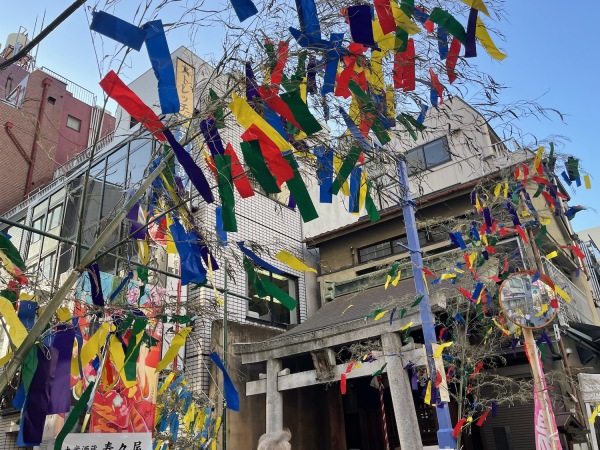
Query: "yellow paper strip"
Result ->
[[392, 270, 402, 287], [384, 275, 392, 290], [0, 297, 28, 348], [207, 257, 224, 307], [493, 183, 502, 200], [72, 322, 110, 376], [374, 310, 389, 321], [503, 181, 509, 198], [476, 17, 507, 61], [492, 318, 510, 335], [334, 155, 350, 196], [460, 0, 490, 16], [535, 303, 549, 317], [57, 307, 71, 322], [441, 273, 457, 280], [590, 405, 600, 424], [424, 380, 432, 405], [533, 146, 545, 168], [390, 1, 421, 34], [229, 93, 291, 152], [399, 321, 413, 331], [275, 250, 317, 273], [584, 174, 592, 189], [433, 341, 453, 359], [155, 327, 192, 372], [546, 251, 558, 260], [158, 372, 176, 396], [0, 350, 12, 367], [555, 286, 572, 303]]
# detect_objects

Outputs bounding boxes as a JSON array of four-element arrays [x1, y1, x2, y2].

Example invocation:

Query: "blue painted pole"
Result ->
[[397, 158, 457, 449]]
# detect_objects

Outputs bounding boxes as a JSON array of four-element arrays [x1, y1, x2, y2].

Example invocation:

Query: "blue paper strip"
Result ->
[[87, 263, 105, 307], [294, 0, 322, 43], [437, 26, 449, 60], [417, 103, 429, 124], [143, 20, 180, 114], [200, 118, 226, 156], [347, 5, 378, 49], [321, 33, 344, 95], [237, 241, 284, 275], [210, 351, 240, 411], [90, 11, 146, 51], [314, 146, 333, 203], [169, 218, 207, 285], [216, 206, 228, 246], [339, 107, 373, 152], [230, 0, 258, 22], [349, 166, 362, 213]]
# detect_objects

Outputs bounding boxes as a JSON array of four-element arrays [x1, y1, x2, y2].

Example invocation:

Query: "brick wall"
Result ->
[[0, 70, 67, 214]]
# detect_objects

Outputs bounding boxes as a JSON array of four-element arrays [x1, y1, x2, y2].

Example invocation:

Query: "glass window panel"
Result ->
[[423, 138, 450, 167], [49, 189, 65, 206], [247, 269, 297, 325], [31, 216, 44, 243], [105, 148, 127, 188], [47, 205, 62, 230], [359, 241, 392, 262], [32, 200, 48, 217], [406, 148, 425, 176], [39, 253, 55, 281], [127, 140, 153, 186]]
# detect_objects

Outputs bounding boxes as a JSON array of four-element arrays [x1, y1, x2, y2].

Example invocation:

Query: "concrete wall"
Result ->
[[0, 57, 28, 99]]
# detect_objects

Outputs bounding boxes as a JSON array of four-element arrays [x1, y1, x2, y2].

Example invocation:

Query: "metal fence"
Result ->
[[39, 66, 97, 106]]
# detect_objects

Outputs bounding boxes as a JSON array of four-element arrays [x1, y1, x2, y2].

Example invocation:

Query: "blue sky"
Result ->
[[1, 1, 598, 232]]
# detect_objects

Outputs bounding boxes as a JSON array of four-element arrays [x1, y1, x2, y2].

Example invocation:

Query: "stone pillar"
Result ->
[[381, 332, 423, 450], [266, 358, 283, 433]]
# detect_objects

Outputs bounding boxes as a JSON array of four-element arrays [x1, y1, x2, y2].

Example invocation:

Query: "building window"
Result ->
[[47, 96, 56, 105], [247, 269, 298, 325], [130, 116, 139, 128], [46, 206, 62, 231], [39, 253, 55, 281], [66, 115, 81, 132], [31, 216, 44, 243], [358, 230, 440, 263], [405, 137, 451, 176], [358, 240, 393, 263]]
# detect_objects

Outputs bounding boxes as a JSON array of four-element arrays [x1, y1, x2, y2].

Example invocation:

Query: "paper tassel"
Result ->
[[210, 352, 240, 411], [230, 0, 258, 22], [475, 16, 507, 60], [275, 249, 317, 273], [89, 11, 146, 51], [143, 20, 180, 114]]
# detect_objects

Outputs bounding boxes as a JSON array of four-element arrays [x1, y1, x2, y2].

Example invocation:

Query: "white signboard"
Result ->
[[61, 433, 152, 450]]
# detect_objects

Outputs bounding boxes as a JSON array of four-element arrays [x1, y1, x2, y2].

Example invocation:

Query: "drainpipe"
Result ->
[[4, 121, 32, 164], [24, 77, 52, 198]]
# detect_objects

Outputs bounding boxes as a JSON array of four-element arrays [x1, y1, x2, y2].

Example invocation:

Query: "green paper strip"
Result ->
[[388, 261, 401, 277], [240, 141, 280, 194], [124, 318, 148, 382], [209, 88, 225, 129], [400, 0, 415, 17], [400, 308, 407, 319], [54, 382, 95, 450], [346, 81, 390, 144], [137, 265, 149, 284], [243, 257, 268, 298], [261, 276, 298, 310], [331, 146, 363, 195], [411, 295, 424, 307], [283, 154, 319, 223], [401, 112, 426, 131], [279, 90, 322, 135], [0, 290, 17, 306], [23, 347, 38, 394], [396, 27, 409, 52], [162, 144, 176, 189], [372, 362, 388, 377], [214, 154, 238, 232], [396, 114, 417, 141], [429, 8, 467, 44], [533, 184, 545, 198], [365, 185, 381, 222], [0, 232, 25, 271]]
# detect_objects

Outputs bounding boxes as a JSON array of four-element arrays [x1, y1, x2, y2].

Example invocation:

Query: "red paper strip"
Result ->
[[435, 370, 443, 388], [476, 409, 491, 427], [225, 143, 255, 198], [458, 287, 473, 301], [374, 0, 397, 34], [258, 86, 304, 131], [422, 268, 436, 277], [569, 245, 585, 260], [438, 327, 447, 340], [516, 225, 528, 243], [429, 68, 444, 103], [269, 41, 289, 88], [489, 276, 501, 283], [393, 39, 415, 91], [446, 37, 461, 84], [99, 70, 166, 141], [532, 175, 550, 186], [521, 163, 529, 184], [452, 418, 467, 438], [340, 373, 347, 394], [241, 125, 294, 186], [541, 191, 555, 207]]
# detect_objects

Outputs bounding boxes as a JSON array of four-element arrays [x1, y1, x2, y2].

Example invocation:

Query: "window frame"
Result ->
[[66, 115, 82, 132], [39, 253, 56, 281], [405, 136, 451, 176], [246, 268, 299, 326], [46, 205, 62, 231], [30, 216, 45, 243]]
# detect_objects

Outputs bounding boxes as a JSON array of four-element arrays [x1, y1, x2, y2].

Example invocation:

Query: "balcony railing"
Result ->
[[543, 257, 594, 326]]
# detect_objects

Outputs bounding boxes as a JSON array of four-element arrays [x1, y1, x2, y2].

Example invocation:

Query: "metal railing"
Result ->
[[543, 257, 594, 325], [1, 177, 65, 219], [39, 66, 97, 106], [53, 130, 115, 178]]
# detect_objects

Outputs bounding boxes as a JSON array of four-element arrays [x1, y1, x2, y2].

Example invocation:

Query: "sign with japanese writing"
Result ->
[[61, 432, 152, 450]]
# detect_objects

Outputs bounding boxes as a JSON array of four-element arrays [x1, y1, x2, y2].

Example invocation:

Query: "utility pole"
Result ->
[[397, 159, 457, 449], [222, 259, 228, 450]]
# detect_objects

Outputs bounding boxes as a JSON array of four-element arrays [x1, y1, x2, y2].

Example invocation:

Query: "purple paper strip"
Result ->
[[48, 326, 76, 414], [200, 118, 226, 156], [245, 62, 260, 104], [307, 55, 317, 94], [164, 129, 214, 204], [22, 347, 58, 445], [465, 8, 478, 58], [88, 263, 105, 307]]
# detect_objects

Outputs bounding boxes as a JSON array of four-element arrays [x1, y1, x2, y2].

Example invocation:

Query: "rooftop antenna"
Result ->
[[33, 10, 46, 69]]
